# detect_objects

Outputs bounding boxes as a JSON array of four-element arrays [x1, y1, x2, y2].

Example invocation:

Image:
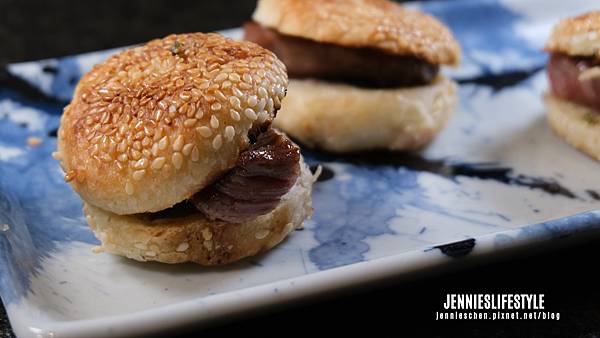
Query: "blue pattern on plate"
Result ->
[[421, 0, 545, 78]]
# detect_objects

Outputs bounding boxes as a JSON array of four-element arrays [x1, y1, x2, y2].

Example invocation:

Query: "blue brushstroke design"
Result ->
[[50, 57, 84, 102], [303, 162, 501, 270], [422, 0, 546, 77], [0, 87, 98, 303]]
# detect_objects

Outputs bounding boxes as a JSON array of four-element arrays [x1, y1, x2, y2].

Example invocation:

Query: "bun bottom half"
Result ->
[[273, 77, 458, 153], [84, 158, 316, 265], [545, 93, 600, 161]]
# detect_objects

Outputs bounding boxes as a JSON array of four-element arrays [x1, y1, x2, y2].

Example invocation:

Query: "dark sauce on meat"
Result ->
[[191, 128, 301, 223]]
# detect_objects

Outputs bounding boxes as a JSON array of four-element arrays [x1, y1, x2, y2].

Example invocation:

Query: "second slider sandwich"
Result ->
[[544, 11, 600, 161], [245, 0, 461, 152], [56, 33, 315, 265]]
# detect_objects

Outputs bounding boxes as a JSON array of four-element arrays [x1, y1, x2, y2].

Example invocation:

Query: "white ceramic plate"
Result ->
[[2, 1, 600, 337]]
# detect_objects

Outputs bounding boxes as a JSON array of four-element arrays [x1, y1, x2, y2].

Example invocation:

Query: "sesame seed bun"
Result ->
[[252, 0, 461, 66], [545, 11, 600, 58], [84, 159, 315, 265], [545, 93, 600, 161], [57, 33, 288, 215], [272, 77, 457, 152]]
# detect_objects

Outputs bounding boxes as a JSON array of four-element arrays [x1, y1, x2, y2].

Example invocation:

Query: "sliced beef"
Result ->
[[548, 53, 600, 111], [191, 128, 300, 223], [244, 21, 439, 88]]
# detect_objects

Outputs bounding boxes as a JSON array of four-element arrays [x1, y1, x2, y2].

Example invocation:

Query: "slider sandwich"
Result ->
[[55, 33, 316, 265], [245, 0, 461, 152], [545, 11, 600, 161]]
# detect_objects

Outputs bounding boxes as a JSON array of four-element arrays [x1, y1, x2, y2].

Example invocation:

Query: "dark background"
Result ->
[[2, 1, 600, 337]]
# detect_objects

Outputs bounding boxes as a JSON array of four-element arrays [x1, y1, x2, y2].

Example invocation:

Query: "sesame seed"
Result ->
[[191, 146, 200, 161], [244, 108, 257, 120], [230, 109, 241, 121], [26, 136, 43, 147], [258, 111, 269, 123], [229, 73, 240, 82], [158, 100, 168, 111], [184, 118, 197, 127], [255, 229, 269, 239], [158, 136, 169, 150], [154, 109, 164, 121], [100, 112, 110, 124], [199, 81, 210, 90], [210, 115, 220, 129], [224, 126, 235, 141], [134, 158, 148, 169], [179, 91, 191, 101], [186, 105, 195, 118], [229, 96, 241, 109], [214, 72, 228, 82], [258, 87, 268, 98], [117, 140, 126, 152], [151, 143, 159, 156], [64, 170, 76, 182], [117, 154, 128, 162], [182, 143, 194, 156], [195, 109, 204, 119], [132, 170, 145, 181], [130, 149, 142, 160], [211, 102, 222, 111], [212, 135, 223, 150], [100, 153, 112, 163], [221, 81, 232, 89], [176, 242, 189, 252], [153, 126, 163, 141], [232, 87, 244, 98], [201, 228, 213, 240], [242, 73, 252, 83], [144, 126, 155, 136], [258, 98, 266, 112], [172, 152, 183, 169], [151, 156, 166, 170], [125, 182, 134, 195], [141, 137, 151, 147], [197, 126, 212, 138], [247, 95, 258, 107], [145, 251, 157, 257], [172, 135, 184, 151]]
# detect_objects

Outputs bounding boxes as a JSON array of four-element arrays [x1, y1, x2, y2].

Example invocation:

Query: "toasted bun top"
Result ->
[[252, 0, 460, 66], [545, 11, 600, 58], [57, 33, 288, 215]]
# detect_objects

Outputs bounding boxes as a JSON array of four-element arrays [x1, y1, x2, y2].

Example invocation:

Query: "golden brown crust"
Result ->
[[545, 93, 600, 161], [84, 159, 316, 265], [56, 33, 288, 215], [545, 11, 600, 58], [252, 0, 461, 66], [272, 77, 457, 152]]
